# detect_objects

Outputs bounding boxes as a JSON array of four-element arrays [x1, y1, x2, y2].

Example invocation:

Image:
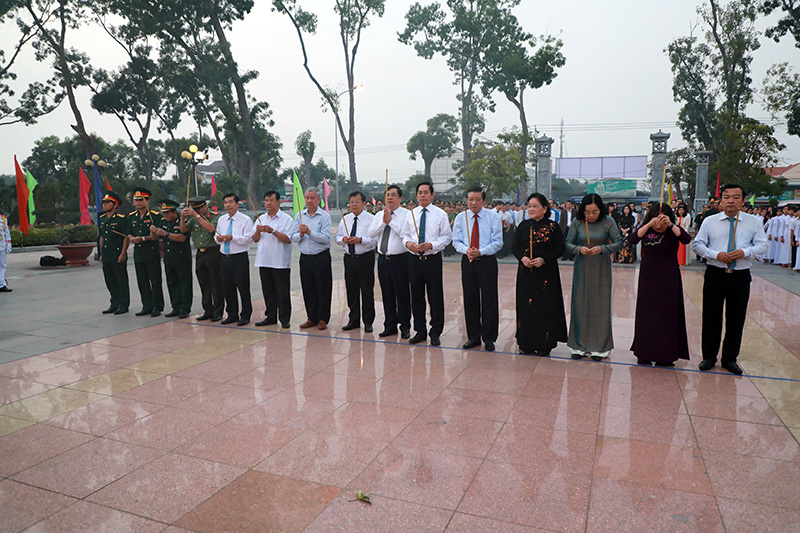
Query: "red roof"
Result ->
[[765, 163, 800, 177]]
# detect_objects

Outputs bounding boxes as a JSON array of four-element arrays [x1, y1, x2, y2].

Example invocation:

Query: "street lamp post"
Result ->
[[84, 154, 107, 260], [180, 144, 206, 206]]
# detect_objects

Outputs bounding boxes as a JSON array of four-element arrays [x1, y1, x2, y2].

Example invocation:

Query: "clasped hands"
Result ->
[[255, 224, 274, 234], [579, 246, 602, 255], [406, 241, 433, 254], [716, 249, 745, 264], [341, 235, 362, 245], [215, 233, 233, 243], [521, 256, 543, 268]]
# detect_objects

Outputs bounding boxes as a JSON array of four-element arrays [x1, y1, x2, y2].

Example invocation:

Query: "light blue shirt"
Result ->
[[692, 211, 768, 270], [452, 207, 504, 257], [291, 208, 331, 255]]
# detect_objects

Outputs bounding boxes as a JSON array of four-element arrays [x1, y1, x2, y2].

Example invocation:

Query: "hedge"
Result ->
[[10, 225, 99, 247]]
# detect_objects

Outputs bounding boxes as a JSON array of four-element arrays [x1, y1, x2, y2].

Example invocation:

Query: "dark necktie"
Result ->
[[727, 216, 737, 269], [349, 216, 358, 255], [471, 213, 480, 249], [419, 208, 427, 244], [380, 215, 391, 255]]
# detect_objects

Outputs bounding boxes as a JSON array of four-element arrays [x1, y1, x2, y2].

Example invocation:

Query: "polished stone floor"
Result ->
[[1, 253, 799, 532]]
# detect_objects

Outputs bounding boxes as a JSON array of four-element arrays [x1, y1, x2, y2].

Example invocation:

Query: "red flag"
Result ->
[[211, 174, 217, 197], [715, 169, 721, 197], [105, 179, 113, 191], [79, 167, 92, 225], [14, 156, 30, 236]]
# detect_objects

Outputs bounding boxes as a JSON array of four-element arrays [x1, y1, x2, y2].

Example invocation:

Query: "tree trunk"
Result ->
[[423, 157, 433, 178]]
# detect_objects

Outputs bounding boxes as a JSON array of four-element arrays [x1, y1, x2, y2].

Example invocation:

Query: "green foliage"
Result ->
[[666, 147, 698, 201], [454, 140, 522, 198], [763, 62, 800, 138], [760, 0, 800, 47], [407, 113, 459, 177], [10, 224, 98, 247]]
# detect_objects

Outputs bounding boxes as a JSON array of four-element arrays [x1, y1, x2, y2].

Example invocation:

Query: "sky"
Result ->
[[1, 0, 798, 184]]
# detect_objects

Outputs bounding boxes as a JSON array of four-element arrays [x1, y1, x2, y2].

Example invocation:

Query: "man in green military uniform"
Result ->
[[151, 199, 192, 318], [127, 187, 164, 317], [99, 191, 130, 314], [180, 196, 224, 321]]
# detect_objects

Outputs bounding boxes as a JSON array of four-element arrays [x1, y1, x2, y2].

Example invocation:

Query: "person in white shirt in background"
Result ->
[[0, 211, 11, 292], [335, 191, 377, 332], [252, 190, 294, 328], [369, 184, 412, 339], [215, 193, 254, 326]]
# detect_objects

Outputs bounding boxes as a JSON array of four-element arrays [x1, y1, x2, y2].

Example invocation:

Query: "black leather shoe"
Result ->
[[409, 333, 426, 344], [400, 329, 411, 339], [462, 339, 481, 350], [135, 309, 152, 316], [164, 310, 180, 318], [150, 309, 162, 317], [221, 316, 238, 325], [430, 336, 441, 346], [102, 307, 117, 314], [699, 359, 715, 371], [571, 353, 583, 360], [0, 286, 12, 292], [179, 311, 189, 319], [722, 361, 744, 375], [364, 324, 373, 333], [113, 308, 128, 315], [379, 328, 397, 338], [196, 313, 212, 321], [211, 315, 223, 322], [281, 322, 290, 329], [255, 318, 277, 327], [237, 318, 250, 327], [342, 322, 359, 331], [484, 341, 495, 352]]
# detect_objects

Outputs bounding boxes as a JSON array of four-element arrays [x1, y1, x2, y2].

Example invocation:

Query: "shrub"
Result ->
[[10, 224, 99, 247]]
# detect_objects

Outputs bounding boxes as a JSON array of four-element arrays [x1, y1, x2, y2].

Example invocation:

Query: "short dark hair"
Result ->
[[527, 192, 550, 218], [223, 193, 239, 203], [466, 186, 485, 200], [720, 184, 744, 197], [349, 191, 366, 202], [264, 190, 280, 201], [576, 194, 606, 221], [416, 181, 434, 194], [387, 184, 403, 198]]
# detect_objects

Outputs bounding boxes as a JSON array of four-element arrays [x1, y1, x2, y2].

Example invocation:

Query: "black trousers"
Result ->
[[196, 247, 224, 317], [409, 252, 445, 337], [220, 251, 252, 320], [377, 253, 411, 332], [701, 265, 751, 363], [134, 260, 163, 312], [299, 249, 332, 323], [344, 250, 376, 326], [102, 260, 129, 311], [461, 254, 499, 343], [259, 267, 291, 324], [165, 258, 193, 313]]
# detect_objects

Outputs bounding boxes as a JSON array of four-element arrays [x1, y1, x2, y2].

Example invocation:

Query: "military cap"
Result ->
[[188, 196, 207, 208], [101, 191, 122, 206], [132, 187, 152, 200], [160, 198, 180, 212]]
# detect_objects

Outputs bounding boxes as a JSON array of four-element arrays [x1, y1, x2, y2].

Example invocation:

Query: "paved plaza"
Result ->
[[1, 248, 799, 532]]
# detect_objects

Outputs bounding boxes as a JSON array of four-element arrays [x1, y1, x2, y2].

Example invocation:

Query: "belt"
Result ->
[[415, 252, 440, 261], [346, 250, 375, 258], [197, 246, 220, 253], [382, 252, 408, 258]]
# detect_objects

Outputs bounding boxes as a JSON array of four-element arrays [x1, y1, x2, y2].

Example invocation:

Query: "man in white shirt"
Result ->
[[692, 184, 768, 375], [368, 184, 411, 339], [253, 190, 294, 328], [215, 193, 254, 326], [291, 187, 333, 330], [335, 191, 377, 332], [402, 181, 453, 346], [0, 211, 11, 292]]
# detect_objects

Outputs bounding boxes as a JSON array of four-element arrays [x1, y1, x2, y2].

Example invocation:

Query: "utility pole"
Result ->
[[559, 119, 565, 159]]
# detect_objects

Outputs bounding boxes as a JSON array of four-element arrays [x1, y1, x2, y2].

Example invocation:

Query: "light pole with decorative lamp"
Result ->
[[84, 154, 107, 226], [180, 145, 206, 207]]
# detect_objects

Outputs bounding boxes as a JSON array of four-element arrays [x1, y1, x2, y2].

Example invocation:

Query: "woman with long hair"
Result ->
[[565, 194, 623, 360], [675, 204, 692, 266], [616, 205, 636, 263], [512, 193, 567, 356], [628, 202, 692, 366]]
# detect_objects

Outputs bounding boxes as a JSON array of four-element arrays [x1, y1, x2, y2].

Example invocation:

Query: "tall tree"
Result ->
[[399, 0, 524, 164], [273, 0, 385, 185], [295, 130, 316, 187], [759, 1, 800, 138], [482, 33, 565, 198], [406, 113, 459, 178], [760, 0, 800, 47]]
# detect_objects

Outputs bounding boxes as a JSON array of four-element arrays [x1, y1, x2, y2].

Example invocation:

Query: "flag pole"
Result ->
[[338, 207, 349, 234], [659, 163, 667, 208]]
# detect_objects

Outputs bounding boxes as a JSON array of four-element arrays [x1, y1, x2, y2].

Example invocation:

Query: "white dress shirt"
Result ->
[[253, 210, 294, 269], [368, 206, 410, 256], [335, 210, 377, 255], [692, 211, 768, 270], [401, 204, 452, 255], [216, 210, 254, 255], [290, 208, 331, 255]]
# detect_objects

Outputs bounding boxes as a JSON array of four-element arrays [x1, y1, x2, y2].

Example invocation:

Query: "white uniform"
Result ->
[[0, 214, 10, 289]]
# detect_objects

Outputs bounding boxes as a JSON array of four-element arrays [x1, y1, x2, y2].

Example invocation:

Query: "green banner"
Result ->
[[587, 179, 637, 196]]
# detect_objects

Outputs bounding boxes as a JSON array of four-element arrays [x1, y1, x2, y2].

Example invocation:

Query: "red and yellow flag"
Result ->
[[14, 156, 30, 236]]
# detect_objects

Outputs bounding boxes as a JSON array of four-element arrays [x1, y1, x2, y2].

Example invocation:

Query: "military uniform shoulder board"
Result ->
[[100, 212, 109, 219], [151, 210, 160, 215]]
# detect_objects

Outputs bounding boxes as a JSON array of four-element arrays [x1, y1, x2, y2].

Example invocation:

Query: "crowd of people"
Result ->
[[91, 182, 769, 375]]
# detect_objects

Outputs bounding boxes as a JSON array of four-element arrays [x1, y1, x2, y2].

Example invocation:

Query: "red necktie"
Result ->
[[470, 214, 480, 249]]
